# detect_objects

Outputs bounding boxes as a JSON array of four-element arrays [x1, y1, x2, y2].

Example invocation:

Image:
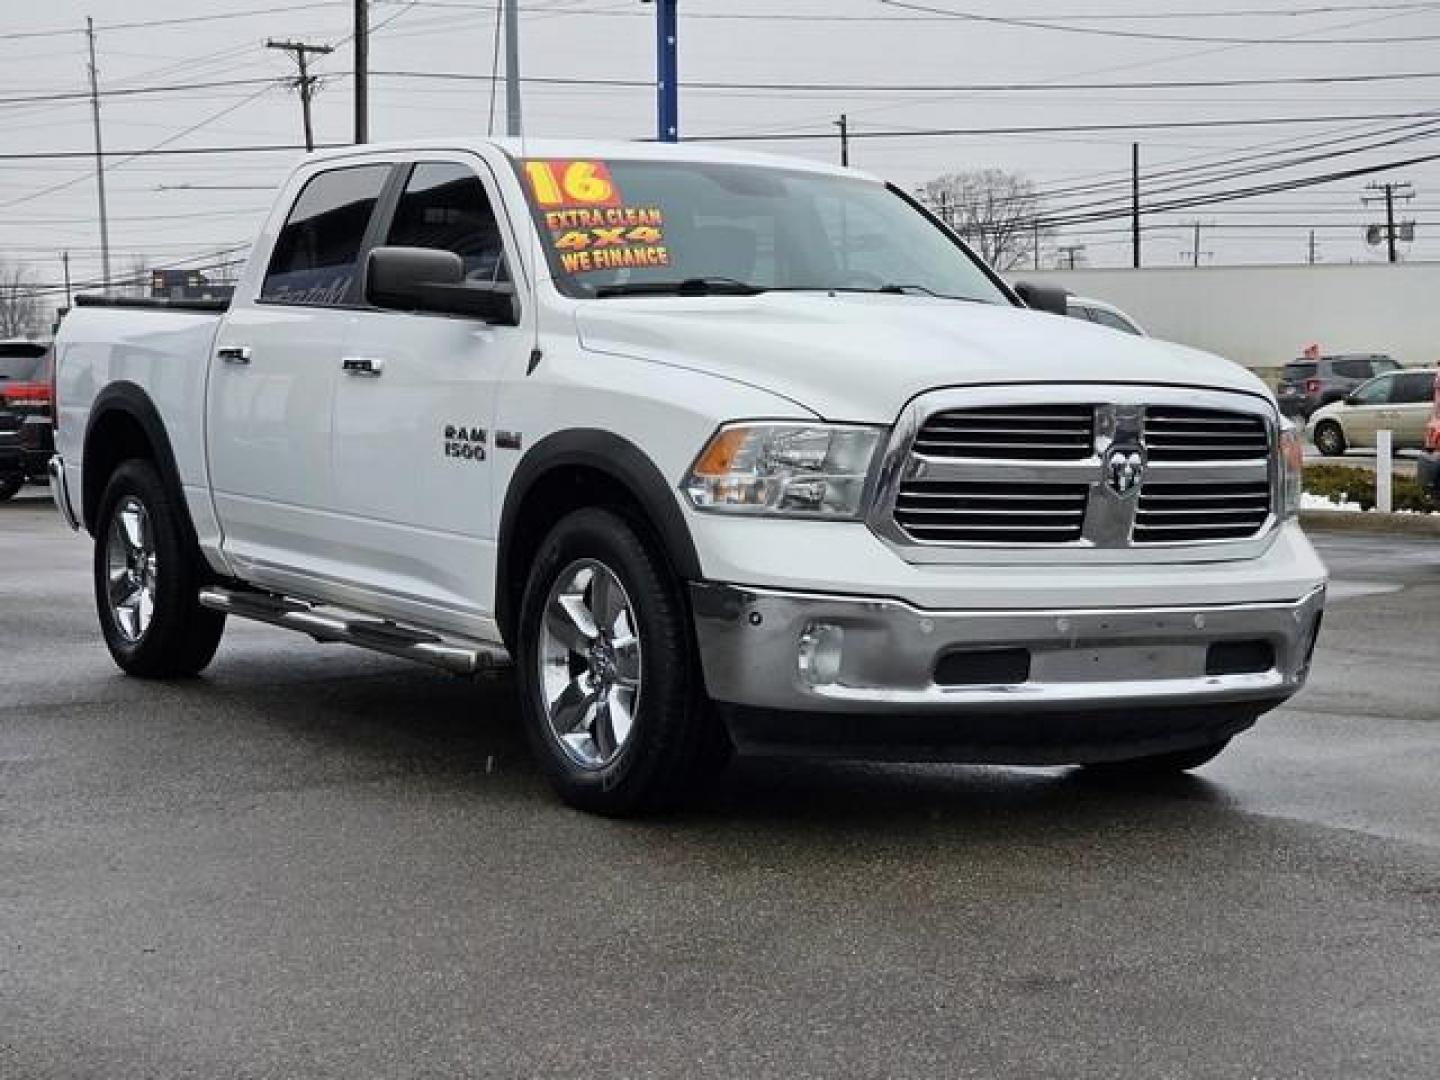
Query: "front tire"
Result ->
[[516, 507, 728, 815], [0, 474, 22, 501], [1314, 420, 1347, 457], [1081, 737, 1231, 779], [94, 459, 226, 678]]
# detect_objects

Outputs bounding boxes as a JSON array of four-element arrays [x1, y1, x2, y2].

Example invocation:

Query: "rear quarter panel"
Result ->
[[55, 306, 225, 560]]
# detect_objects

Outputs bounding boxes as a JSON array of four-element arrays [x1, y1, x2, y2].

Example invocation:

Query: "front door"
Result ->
[[328, 158, 530, 639], [207, 163, 392, 584], [1340, 373, 1395, 448]]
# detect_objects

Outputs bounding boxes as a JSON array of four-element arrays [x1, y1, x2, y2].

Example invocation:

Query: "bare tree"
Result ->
[[918, 169, 1052, 271], [0, 259, 43, 339]]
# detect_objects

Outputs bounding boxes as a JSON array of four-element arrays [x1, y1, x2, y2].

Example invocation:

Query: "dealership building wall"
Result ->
[[1019, 262, 1440, 380]]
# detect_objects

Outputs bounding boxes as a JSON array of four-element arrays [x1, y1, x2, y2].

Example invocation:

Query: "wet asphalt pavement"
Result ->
[[2, 488, 1438, 1079]]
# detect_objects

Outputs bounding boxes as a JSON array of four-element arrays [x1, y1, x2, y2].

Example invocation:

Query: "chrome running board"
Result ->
[[198, 586, 511, 677]]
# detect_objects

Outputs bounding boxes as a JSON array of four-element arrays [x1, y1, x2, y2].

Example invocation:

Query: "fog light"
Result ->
[[798, 622, 844, 686]]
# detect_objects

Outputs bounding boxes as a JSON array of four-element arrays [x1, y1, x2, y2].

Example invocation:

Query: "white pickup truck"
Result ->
[[50, 138, 1326, 814]]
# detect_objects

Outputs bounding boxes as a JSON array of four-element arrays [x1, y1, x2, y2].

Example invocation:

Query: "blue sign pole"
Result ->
[[656, 0, 678, 141]]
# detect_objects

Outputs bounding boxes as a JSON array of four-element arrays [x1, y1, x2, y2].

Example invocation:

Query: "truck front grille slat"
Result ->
[[1144, 406, 1268, 462], [913, 405, 1094, 461], [894, 481, 1088, 544], [1133, 480, 1270, 543]]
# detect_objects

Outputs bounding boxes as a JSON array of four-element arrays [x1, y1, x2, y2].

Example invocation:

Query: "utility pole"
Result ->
[[1033, 219, 1041, 270], [1362, 181, 1414, 264], [651, 0, 678, 141], [504, 0, 522, 137], [1182, 221, 1212, 267], [835, 113, 849, 166], [61, 251, 72, 310], [1058, 243, 1086, 270], [353, 0, 368, 143], [85, 17, 112, 290], [266, 39, 333, 152], [1308, 229, 1318, 265], [1131, 142, 1141, 269]]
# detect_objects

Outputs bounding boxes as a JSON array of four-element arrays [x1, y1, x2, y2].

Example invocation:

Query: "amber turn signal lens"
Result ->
[[691, 427, 751, 476]]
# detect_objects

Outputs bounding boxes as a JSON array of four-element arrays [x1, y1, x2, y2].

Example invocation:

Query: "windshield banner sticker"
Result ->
[[545, 208, 669, 274], [523, 159, 623, 208], [524, 160, 670, 274]]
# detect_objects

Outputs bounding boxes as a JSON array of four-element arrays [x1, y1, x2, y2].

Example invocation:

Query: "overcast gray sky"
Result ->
[[4, 0, 1440, 298]]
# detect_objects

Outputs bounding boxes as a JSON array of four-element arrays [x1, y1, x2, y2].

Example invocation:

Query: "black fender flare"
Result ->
[[82, 381, 194, 544], [495, 429, 703, 639]]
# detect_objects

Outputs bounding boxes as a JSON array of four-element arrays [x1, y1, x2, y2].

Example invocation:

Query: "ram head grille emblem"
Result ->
[[1103, 443, 1146, 497]]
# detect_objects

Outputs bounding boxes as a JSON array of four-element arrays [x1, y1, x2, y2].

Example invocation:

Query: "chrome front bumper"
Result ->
[[691, 581, 1326, 716], [49, 454, 80, 531]]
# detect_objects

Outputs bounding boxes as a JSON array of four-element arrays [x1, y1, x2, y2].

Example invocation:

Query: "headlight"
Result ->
[[1279, 419, 1304, 519], [684, 423, 884, 518]]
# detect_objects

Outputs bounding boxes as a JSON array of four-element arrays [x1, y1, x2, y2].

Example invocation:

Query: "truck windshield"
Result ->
[[515, 157, 1011, 304]]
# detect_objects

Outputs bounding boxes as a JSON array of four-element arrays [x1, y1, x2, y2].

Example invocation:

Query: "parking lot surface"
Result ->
[[3, 489, 1438, 1079]]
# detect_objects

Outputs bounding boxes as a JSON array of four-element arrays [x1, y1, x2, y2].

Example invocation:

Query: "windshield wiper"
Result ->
[[594, 276, 768, 298]]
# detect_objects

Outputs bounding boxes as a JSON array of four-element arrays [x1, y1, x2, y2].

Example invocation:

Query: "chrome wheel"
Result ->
[[536, 559, 642, 769], [105, 496, 157, 642]]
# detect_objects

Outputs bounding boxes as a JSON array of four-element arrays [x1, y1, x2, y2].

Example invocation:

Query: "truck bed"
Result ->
[[75, 294, 230, 313]]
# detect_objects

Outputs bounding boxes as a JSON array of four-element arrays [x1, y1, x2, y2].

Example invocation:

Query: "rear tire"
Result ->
[[1081, 737, 1231, 779], [516, 506, 729, 816], [1314, 420, 1347, 457], [93, 459, 226, 678], [0, 474, 22, 501]]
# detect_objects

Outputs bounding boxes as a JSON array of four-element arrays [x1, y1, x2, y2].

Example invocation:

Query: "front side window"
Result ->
[[1351, 374, 1394, 405], [262, 164, 391, 306], [515, 157, 1010, 304], [385, 162, 509, 285]]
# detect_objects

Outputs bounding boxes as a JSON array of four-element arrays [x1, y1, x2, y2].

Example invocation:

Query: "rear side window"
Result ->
[[1393, 371, 1436, 403], [1331, 358, 1374, 379], [385, 162, 509, 284], [262, 164, 391, 305]]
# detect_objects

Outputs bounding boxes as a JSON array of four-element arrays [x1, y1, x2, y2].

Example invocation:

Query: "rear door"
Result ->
[[208, 162, 393, 583], [328, 156, 530, 637], [1387, 370, 1436, 447]]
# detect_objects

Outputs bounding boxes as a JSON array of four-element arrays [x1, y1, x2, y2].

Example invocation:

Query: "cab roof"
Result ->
[[305, 137, 876, 183]]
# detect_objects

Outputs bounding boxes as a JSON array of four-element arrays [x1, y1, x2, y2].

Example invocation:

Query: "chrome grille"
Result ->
[[1144, 406, 1268, 462], [913, 405, 1094, 460], [1134, 482, 1271, 544], [894, 481, 1088, 544], [873, 386, 1278, 555]]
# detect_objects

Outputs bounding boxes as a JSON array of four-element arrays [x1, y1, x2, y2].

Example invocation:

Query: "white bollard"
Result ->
[[1376, 428, 1394, 513]]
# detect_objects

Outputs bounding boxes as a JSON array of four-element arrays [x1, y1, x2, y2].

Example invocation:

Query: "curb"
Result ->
[[1300, 508, 1440, 536]]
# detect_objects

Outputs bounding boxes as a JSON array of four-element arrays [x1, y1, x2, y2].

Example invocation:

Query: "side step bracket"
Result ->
[[198, 587, 511, 677]]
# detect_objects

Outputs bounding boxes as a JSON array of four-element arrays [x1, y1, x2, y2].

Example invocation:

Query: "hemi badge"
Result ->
[[495, 430, 523, 450]]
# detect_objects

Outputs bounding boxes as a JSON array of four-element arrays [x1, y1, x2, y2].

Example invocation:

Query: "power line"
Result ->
[[878, 0, 1440, 44], [0, 3, 349, 42]]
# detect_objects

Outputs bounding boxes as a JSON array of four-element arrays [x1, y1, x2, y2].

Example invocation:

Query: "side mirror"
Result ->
[[365, 245, 518, 325], [1013, 281, 1069, 316]]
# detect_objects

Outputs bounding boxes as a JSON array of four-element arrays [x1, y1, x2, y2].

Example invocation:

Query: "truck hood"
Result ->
[[575, 292, 1272, 422]]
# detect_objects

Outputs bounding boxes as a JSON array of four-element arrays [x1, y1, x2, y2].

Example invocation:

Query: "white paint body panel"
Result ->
[[53, 137, 1326, 652]]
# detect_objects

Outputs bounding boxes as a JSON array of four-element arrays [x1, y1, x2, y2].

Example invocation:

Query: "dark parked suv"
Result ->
[[1276, 353, 1399, 421], [0, 341, 54, 500]]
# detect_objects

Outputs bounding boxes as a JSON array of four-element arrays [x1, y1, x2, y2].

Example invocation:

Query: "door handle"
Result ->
[[342, 356, 385, 378], [217, 346, 251, 366]]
